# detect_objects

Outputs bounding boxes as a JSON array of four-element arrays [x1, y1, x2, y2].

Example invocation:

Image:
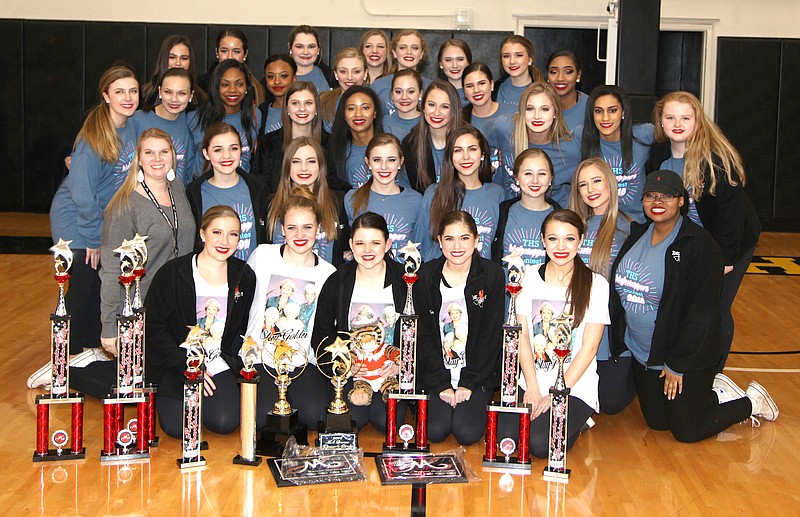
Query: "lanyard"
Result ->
[[140, 179, 179, 257]]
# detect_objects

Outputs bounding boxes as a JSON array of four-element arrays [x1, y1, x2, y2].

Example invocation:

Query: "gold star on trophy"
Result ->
[[130, 233, 149, 267], [114, 239, 139, 273], [50, 238, 73, 274]]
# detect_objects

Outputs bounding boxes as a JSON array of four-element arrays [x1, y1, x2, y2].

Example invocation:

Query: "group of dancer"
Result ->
[[34, 25, 777, 458]]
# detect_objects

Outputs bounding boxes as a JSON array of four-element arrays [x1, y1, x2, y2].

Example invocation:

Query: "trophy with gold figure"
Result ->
[[484, 251, 532, 471], [315, 333, 360, 450], [177, 326, 208, 470], [33, 239, 86, 462], [256, 336, 310, 456], [233, 336, 262, 466], [542, 309, 574, 483]]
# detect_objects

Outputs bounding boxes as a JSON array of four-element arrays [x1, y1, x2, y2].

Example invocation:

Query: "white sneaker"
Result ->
[[27, 361, 52, 389], [713, 373, 746, 403], [746, 381, 779, 421], [69, 349, 99, 368]]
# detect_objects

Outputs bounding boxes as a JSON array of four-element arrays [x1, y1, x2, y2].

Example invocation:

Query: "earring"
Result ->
[[106, 100, 110, 104], [238, 160, 242, 169], [577, 79, 581, 83], [166, 168, 176, 182], [480, 156, 485, 162], [137, 169, 144, 183]]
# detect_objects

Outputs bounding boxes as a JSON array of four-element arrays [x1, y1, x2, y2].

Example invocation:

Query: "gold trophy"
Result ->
[[234, 337, 262, 466], [315, 332, 360, 450], [256, 337, 310, 456]]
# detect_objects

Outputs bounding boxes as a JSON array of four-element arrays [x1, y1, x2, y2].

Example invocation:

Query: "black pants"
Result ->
[[427, 387, 495, 446], [255, 364, 330, 430], [64, 249, 101, 354], [157, 368, 240, 439], [597, 356, 636, 415], [497, 389, 594, 459], [632, 361, 751, 443], [71, 360, 116, 399], [718, 247, 755, 372]]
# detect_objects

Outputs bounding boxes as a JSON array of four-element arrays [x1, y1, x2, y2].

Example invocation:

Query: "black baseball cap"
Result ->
[[644, 170, 686, 197]]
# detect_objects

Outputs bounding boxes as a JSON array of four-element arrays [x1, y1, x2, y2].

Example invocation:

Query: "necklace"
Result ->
[[140, 179, 179, 257]]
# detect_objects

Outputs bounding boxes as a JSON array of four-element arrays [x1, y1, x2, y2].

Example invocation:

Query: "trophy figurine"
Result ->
[[177, 326, 208, 469], [256, 337, 310, 456], [33, 239, 86, 462], [384, 242, 429, 454], [483, 251, 532, 471], [101, 240, 150, 464], [233, 337, 262, 466], [542, 310, 574, 483], [315, 333, 360, 450]]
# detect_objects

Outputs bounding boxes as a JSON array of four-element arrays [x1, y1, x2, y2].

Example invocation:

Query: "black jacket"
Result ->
[[415, 256, 505, 394], [144, 253, 256, 398], [401, 130, 436, 194], [311, 255, 408, 351], [185, 168, 269, 251], [609, 217, 724, 373], [490, 196, 562, 262], [647, 142, 761, 265]]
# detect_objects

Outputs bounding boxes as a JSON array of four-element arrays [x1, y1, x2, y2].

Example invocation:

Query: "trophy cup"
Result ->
[[256, 337, 310, 456], [542, 310, 574, 483], [33, 239, 87, 462], [384, 242, 429, 454], [101, 240, 151, 464], [483, 252, 532, 471], [177, 326, 208, 469], [315, 333, 360, 451], [233, 336, 262, 466]]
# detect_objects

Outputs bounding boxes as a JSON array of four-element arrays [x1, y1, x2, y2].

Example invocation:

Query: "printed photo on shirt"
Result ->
[[261, 276, 319, 345], [528, 299, 574, 371], [438, 300, 468, 370], [348, 301, 398, 347], [196, 295, 228, 362]]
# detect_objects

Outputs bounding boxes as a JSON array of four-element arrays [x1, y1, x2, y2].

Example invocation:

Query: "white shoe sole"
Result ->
[[26, 362, 52, 389]]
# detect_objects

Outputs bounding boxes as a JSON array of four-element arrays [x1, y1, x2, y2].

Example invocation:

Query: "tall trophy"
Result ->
[[483, 252, 532, 471], [233, 337, 262, 466], [33, 239, 86, 462], [384, 242, 429, 454], [256, 337, 310, 456], [101, 240, 150, 464], [542, 310, 574, 483], [315, 333, 360, 450], [177, 326, 208, 469]]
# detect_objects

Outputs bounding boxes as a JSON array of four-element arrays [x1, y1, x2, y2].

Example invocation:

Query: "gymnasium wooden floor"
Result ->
[[1, 213, 798, 516]]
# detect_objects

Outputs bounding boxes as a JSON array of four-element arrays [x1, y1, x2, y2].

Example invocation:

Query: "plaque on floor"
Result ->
[[374, 453, 468, 485]]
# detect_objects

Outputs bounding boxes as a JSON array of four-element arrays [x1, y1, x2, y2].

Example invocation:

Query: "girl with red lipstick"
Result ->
[[370, 29, 432, 114], [581, 85, 654, 223], [345, 133, 423, 262], [265, 137, 348, 266], [320, 48, 369, 132], [437, 39, 472, 106], [360, 30, 392, 83], [414, 126, 504, 261], [244, 186, 337, 430], [328, 85, 385, 189], [415, 210, 505, 445], [194, 60, 261, 173], [498, 209, 609, 457], [141, 35, 202, 109], [610, 170, 777, 441], [462, 63, 517, 137], [491, 148, 558, 268], [312, 212, 408, 433], [545, 49, 586, 132], [569, 158, 632, 414], [259, 54, 297, 137], [187, 123, 267, 262], [382, 69, 423, 142], [144, 205, 256, 438], [495, 35, 544, 107], [403, 80, 464, 194], [288, 25, 334, 95], [648, 91, 761, 373]]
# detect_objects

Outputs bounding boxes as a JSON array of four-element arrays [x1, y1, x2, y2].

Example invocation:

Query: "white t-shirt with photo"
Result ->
[[192, 258, 230, 376], [438, 280, 468, 389]]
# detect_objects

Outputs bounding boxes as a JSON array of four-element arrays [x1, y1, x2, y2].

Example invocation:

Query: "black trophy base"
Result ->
[[316, 413, 358, 451], [383, 442, 429, 455], [483, 457, 532, 472], [100, 450, 150, 464], [233, 454, 263, 466], [257, 410, 309, 457], [149, 436, 160, 447], [542, 466, 571, 483], [177, 457, 207, 470], [32, 448, 86, 462]]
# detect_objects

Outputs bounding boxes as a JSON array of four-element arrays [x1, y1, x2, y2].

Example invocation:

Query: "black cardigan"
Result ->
[[401, 130, 436, 194], [144, 253, 256, 398], [646, 142, 761, 265], [609, 217, 724, 373], [415, 255, 505, 394]]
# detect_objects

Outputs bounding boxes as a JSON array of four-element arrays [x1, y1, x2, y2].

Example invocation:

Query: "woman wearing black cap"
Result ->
[[608, 170, 777, 442]]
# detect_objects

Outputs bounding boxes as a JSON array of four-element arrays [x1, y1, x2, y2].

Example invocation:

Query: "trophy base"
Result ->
[[177, 457, 207, 470], [256, 423, 309, 457], [232, 454, 263, 467], [382, 442, 429, 455], [32, 448, 86, 462], [149, 436, 160, 447], [317, 410, 358, 451], [482, 457, 532, 472], [100, 450, 150, 464], [542, 467, 571, 483]]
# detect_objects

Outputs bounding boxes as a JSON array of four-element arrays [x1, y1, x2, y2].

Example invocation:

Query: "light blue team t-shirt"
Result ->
[[562, 91, 589, 133], [598, 124, 654, 223], [200, 178, 257, 260], [502, 202, 554, 268], [496, 81, 528, 107], [345, 143, 371, 188], [344, 187, 423, 263], [263, 106, 283, 135], [188, 110, 261, 174], [296, 66, 331, 95], [133, 110, 197, 185], [371, 73, 433, 115], [382, 112, 420, 142], [614, 219, 682, 367], [660, 156, 703, 226]]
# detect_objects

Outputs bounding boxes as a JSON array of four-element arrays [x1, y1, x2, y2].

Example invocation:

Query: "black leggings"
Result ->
[[427, 386, 495, 446], [718, 247, 755, 372], [64, 249, 101, 354], [597, 356, 637, 415], [497, 389, 594, 459], [71, 360, 116, 399], [157, 368, 240, 438], [255, 364, 330, 430], [632, 361, 751, 443]]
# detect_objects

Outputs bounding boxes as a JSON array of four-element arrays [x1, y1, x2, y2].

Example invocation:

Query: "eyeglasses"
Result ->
[[643, 193, 680, 202]]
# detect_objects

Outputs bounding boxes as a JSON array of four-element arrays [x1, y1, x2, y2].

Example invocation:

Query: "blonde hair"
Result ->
[[653, 91, 745, 199], [389, 29, 427, 73], [106, 128, 177, 215], [319, 47, 369, 122], [512, 82, 572, 159], [75, 66, 139, 163], [359, 29, 392, 78]]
